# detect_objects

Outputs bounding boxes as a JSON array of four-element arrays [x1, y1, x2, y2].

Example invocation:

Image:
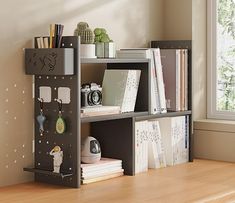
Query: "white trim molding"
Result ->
[[207, 0, 235, 120]]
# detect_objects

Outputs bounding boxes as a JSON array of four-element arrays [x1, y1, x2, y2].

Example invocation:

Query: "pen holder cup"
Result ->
[[25, 48, 74, 75]]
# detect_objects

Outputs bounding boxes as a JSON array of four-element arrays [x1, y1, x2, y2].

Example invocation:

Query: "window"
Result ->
[[207, 0, 235, 119]]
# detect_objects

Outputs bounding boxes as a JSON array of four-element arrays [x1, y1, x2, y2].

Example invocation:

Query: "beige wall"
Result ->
[[0, 0, 164, 187], [163, 0, 192, 40]]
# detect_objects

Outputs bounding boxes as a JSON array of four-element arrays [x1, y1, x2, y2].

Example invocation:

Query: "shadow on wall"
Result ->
[[0, 0, 117, 46], [113, 1, 149, 48], [0, 0, 118, 187]]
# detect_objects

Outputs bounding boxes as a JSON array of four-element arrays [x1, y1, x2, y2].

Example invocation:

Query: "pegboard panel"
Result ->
[[34, 75, 79, 187], [28, 36, 81, 188]]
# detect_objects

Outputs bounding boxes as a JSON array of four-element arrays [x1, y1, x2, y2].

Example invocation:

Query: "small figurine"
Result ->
[[49, 146, 63, 173]]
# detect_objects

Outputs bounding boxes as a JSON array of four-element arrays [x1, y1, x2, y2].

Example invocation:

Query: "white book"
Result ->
[[82, 168, 124, 180], [155, 120, 166, 168], [184, 50, 188, 110], [135, 120, 148, 174], [81, 163, 122, 174], [172, 116, 183, 164], [150, 49, 161, 114], [148, 120, 161, 169], [176, 50, 181, 111], [81, 106, 121, 117], [81, 158, 122, 171], [116, 48, 152, 59], [153, 49, 167, 113], [36, 37, 41, 48], [142, 121, 148, 172], [82, 171, 124, 184], [148, 120, 166, 168], [157, 116, 188, 166], [102, 70, 141, 113], [135, 121, 141, 174], [174, 116, 188, 164], [39, 37, 44, 48], [43, 37, 49, 48], [157, 117, 174, 166]]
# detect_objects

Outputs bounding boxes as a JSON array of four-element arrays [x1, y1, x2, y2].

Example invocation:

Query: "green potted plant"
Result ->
[[94, 28, 115, 58], [74, 22, 96, 58]]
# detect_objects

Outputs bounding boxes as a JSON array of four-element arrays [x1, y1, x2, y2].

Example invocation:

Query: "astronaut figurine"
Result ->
[[49, 146, 63, 173]]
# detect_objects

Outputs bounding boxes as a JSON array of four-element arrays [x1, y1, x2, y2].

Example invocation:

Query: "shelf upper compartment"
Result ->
[[81, 58, 151, 64]]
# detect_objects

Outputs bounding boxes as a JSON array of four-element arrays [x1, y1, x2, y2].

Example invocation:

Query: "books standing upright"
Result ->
[[160, 49, 188, 111], [116, 48, 167, 114], [156, 116, 189, 166], [102, 69, 141, 113]]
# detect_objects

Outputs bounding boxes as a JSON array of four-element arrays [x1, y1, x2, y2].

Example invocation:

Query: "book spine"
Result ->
[[153, 49, 167, 113], [150, 50, 161, 114], [175, 50, 181, 111]]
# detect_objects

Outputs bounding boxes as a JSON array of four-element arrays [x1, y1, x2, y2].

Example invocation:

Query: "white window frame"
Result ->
[[207, 0, 235, 120]]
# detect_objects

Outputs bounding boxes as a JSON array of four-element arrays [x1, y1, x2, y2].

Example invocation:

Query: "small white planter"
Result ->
[[80, 44, 96, 58], [95, 42, 105, 58], [95, 42, 115, 58], [104, 42, 115, 58]]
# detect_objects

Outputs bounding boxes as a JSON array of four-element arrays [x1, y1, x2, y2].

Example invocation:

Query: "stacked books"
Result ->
[[81, 106, 121, 118], [81, 158, 124, 184], [116, 48, 167, 114], [116, 48, 152, 59]]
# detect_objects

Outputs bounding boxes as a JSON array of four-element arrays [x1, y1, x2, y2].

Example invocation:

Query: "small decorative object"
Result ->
[[36, 98, 46, 136], [50, 146, 63, 173], [81, 83, 102, 107], [81, 136, 101, 164], [56, 99, 66, 134], [94, 28, 115, 58], [74, 22, 96, 58]]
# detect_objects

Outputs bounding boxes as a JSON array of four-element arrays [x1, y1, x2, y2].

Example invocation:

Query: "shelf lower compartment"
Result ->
[[23, 168, 73, 178]]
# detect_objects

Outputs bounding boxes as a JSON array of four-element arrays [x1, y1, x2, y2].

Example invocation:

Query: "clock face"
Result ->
[[56, 117, 66, 134]]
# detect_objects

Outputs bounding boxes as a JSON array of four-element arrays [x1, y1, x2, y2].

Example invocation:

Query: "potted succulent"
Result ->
[[94, 28, 115, 58], [74, 22, 96, 58]]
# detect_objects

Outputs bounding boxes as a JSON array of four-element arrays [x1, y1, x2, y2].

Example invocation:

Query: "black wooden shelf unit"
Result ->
[[23, 37, 193, 188]]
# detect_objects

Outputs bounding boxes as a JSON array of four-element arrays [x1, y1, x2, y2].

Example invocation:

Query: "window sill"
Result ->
[[194, 119, 235, 133]]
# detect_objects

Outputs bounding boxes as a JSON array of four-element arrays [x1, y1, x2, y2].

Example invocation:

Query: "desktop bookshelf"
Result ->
[[23, 36, 193, 188]]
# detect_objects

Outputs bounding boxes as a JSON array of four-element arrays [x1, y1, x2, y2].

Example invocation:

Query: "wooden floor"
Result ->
[[2, 159, 235, 203]]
